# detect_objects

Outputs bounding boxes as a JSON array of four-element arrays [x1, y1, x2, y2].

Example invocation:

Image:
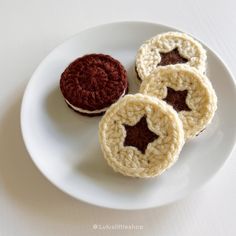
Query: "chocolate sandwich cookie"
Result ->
[[99, 94, 184, 178], [140, 65, 217, 140], [136, 32, 207, 80], [60, 54, 128, 116]]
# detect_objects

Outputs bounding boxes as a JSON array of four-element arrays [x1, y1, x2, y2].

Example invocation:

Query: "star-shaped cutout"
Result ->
[[164, 87, 191, 112], [158, 48, 188, 66], [123, 116, 159, 154]]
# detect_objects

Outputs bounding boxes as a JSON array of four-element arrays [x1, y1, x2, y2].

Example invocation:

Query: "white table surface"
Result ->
[[0, 0, 235, 235]]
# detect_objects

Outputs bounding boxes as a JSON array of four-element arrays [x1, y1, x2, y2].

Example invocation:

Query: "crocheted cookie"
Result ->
[[60, 54, 128, 116], [99, 94, 184, 178], [140, 65, 217, 140], [136, 32, 207, 80]]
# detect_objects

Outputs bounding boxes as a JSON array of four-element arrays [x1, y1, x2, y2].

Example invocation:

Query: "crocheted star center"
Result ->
[[158, 48, 188, 66], [123, 116, 159, 154], [164, 87, 191, 112]]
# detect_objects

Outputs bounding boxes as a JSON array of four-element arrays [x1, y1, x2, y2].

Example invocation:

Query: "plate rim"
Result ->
[[20, 21, 236, 210]]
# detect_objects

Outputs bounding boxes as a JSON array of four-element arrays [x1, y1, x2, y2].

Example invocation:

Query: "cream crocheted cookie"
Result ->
[[140, 65, 217, 140], [136, 31, 207, 80], [99, 94, 184, 178]]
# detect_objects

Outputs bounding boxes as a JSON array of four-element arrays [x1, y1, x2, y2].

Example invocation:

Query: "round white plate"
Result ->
[[21, 22, 236, 210]]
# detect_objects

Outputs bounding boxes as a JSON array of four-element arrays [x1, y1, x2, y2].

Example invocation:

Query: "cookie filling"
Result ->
[[124, 116, 159, 154], [65, 90, 126, 114], [158, 48, 188, 66], [135, 65, 142, 81], [164, 87, 191, 112]]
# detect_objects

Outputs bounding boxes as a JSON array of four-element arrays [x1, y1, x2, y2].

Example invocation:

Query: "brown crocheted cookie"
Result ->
[[60, 54, 128, 116]]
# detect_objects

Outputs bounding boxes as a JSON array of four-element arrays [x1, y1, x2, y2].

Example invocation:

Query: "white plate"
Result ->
[[21, 22, 236, 210]]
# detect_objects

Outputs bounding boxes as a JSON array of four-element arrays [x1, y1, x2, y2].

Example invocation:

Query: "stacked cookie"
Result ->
[[60, 32, 217, 178], [136, 32, 217, 141]]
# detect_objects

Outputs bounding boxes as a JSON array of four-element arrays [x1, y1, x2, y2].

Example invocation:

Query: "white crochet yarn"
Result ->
[[136, 32, 207, 80], [99, 94, 185, 178], [140, 65, 217, 140]]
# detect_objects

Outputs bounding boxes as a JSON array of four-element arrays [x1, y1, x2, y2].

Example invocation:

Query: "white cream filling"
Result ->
[[65, 90, 126, 114]]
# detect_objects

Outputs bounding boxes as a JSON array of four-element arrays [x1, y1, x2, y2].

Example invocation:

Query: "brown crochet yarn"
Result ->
[[158, 48, 188, 66], [60, 54, 128, 114]]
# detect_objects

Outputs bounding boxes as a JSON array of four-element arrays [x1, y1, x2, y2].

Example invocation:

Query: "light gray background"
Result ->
[[0, 0, 235, 235]]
